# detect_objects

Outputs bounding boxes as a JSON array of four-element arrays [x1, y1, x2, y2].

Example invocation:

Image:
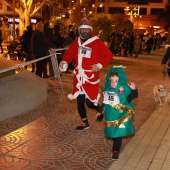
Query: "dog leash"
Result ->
[[162, 65, 166, 87]]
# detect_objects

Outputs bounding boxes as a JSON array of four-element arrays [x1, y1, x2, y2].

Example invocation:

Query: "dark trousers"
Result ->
[[35, 59, 48, 78], [77, 94, 99, 119], [112, 137, 122, 152], [24, 53, 35, 72], [48, 58, 54, 77], [0, 42, 3, 53], [147, 44, 152, 54], [134, 51, 140, 58]]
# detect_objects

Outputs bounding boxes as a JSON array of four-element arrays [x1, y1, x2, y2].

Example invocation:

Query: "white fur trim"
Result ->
[[94, 93, 101, 106], [97, 63, 103, 70], [113, 65, 126, 68], [79, 25, 93, 30]]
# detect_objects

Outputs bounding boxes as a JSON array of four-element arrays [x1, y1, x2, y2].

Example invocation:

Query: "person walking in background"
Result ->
[[61, 25, 74, 73], [69, 25, 78, 70], [128, 32, 135, 56], [0, 28, 3, 54], [61, 26, 74, 48], [156, 34, 162, 50], [109, 32, 115, 56], [161, 35, 166, 49], [53, 24, 64, 64], [121, 32, 129, 57], [146, 34, 153, 54], [133, 34, 142, 58], [96, 66, 138, 160], [44, 20, 62, 78], [69, 25, 78, 40], [31, 22, 49, 78], [20, 25, 35, 72], [59, 9, 113, 131]]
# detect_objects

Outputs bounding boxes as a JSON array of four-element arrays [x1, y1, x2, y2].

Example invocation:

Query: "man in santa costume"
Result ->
[[59, 9, 113, 130]]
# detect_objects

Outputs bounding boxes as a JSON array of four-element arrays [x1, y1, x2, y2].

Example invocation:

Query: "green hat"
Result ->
[[104, 66, 127, 91]]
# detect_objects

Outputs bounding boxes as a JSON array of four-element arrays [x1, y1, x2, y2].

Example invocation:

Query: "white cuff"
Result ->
[[59, 61, 68, 72], [97, 63, 103, 70]]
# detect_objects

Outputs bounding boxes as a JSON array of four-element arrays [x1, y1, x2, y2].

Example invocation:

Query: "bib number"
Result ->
[[103, 92, 120, 105], [79, 46, 92, 58]]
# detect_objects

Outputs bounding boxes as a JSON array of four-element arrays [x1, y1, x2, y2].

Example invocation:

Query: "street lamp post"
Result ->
[[92, 4, 97, 17], [13, 0, 15, 40], [124, 6, 139, 23], [99, 3, 104, 14]]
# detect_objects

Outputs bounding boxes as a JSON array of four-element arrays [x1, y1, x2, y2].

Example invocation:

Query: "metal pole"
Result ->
[[13, 0, 15, 40], [130, 10, 133, 22]]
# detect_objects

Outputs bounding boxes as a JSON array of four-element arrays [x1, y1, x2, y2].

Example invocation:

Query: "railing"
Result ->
[[0, 48, 68, 94]]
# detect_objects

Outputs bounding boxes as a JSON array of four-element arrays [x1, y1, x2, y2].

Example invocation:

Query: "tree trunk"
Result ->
[[19, 10, 30, 36]]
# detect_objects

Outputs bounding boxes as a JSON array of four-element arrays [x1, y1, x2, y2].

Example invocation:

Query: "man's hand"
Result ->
[[91, 64, 100, 72]]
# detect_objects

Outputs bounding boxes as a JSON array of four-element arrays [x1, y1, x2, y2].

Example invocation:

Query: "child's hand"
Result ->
[[96, 112, 104, 122], [128, 82, 136, 90], [96, 112, 101, 118]]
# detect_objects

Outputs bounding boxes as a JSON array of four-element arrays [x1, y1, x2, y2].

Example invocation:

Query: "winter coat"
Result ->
[[31, 30, 48, 59], [62, 34, 113, 103]]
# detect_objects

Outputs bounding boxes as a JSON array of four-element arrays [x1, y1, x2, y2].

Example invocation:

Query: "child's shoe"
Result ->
[[112, 151, 119, 160]]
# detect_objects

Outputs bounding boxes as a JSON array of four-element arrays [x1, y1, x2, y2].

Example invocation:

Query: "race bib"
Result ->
[[79, 46, 92, 58], [103, 92, 120, 105]]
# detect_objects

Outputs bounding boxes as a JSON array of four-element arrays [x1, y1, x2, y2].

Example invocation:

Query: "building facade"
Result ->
[[95, 0, 167, 31]]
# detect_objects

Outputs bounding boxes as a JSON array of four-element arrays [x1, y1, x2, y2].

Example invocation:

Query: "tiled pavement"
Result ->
[[0, 48, 169, 170]]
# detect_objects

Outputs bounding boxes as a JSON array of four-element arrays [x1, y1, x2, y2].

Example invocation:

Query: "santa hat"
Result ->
[[79, 8, 93, 31]]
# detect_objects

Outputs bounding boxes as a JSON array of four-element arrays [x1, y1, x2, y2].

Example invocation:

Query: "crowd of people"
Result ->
[[0, 28, 3, 54], [109, 30, 167, 58], [19, 21, 78, 78], [1, 11, 168, 162]]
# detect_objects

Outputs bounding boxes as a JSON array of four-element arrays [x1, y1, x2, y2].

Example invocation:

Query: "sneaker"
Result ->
[[76, 122, 90, 131], [112, 151, 119, 160]]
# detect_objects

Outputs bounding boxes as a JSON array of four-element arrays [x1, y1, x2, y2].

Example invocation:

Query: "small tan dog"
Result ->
[[153, 85, 168, 106]]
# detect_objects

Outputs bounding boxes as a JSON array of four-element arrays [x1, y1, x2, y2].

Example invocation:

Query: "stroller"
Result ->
[[3, 41, 25, 61]]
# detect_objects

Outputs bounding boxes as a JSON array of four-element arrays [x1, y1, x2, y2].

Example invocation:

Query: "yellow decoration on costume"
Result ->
[[105, 104, 134, 127], [119, 123, 125, 128]]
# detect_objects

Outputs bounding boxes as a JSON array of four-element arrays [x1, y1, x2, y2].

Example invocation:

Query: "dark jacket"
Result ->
[[44, 26, 61, 48], [31, 30, 48, 59], [0, 29, 2, 43], [162, 47, 170, 65], [20, 29, 34, 53]]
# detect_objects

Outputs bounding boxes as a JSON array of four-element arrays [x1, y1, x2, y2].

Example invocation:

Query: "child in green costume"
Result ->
[[96, 66, 138, 160]]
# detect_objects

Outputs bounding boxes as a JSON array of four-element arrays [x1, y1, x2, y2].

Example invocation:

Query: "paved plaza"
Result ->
[[0, 48, 170, 170]]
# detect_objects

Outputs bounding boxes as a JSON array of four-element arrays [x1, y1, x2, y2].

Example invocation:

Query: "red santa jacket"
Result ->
[[62, 34, 113, 104]]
